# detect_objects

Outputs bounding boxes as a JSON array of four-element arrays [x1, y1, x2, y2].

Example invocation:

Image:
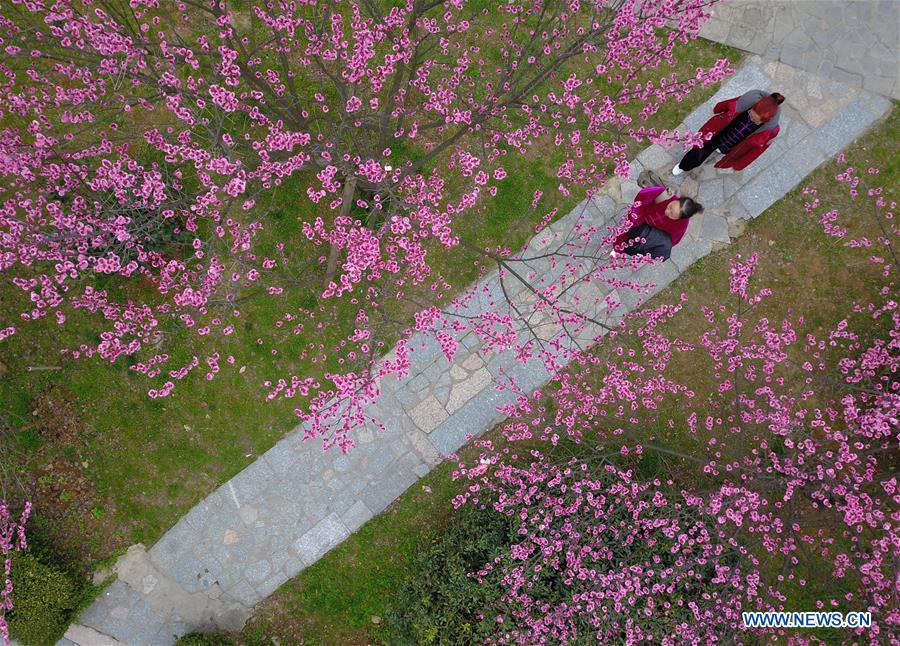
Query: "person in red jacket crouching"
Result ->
[[672, 91, 785, 175], [613, 185, 704, 261]]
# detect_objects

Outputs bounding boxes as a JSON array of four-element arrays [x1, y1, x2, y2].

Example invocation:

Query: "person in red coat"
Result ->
[[613, 185, 703, 261], [672, 91, 785, 175]]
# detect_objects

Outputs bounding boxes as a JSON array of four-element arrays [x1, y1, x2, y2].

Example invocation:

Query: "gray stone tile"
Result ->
[[422, 358, 452, 385], [340, 500, 374, 531], [254, 570, 289, 598], [270, 548, 290, 573], [699, 18, 731, 45], [830, 68, 862, 88], [857, 90, 892, 116], [698, 162, 719, 182], [361, 467, 419, 513], [697, 179, 725, 210], [815, 99, 879, 157], [405, 372, 430, 393], [577, 197, 604, 222], [764, 133, 793, 162], [394, 380, 426, 410], [331, 453, 354, 474], [745, 29, 774, 56], [170, 548, 224, 595], [428, 379, 525, 455], [716, 62, 771, 99], [407, 430, 440, 465], [737, 163, 802, 219], [635, 259, 681, 294], [359, 441, 396, 473], [226, 580, 261, 607], [244, 559, 272, 585], [148, 519, 195, 572], [292, 514, 350, 566], [409, 394, 449, 433], [620, 180, 640, 204], [503, 357, 554, 402], [780, 45, 804, 69], [212, 552, 248, 591], [779, 116, 811, 149], [699, 213, 730, 244], [782, 143, 827, 178], [88, 590, 153, 642], [722, 176, 742, 199], [636, 144, 674, 170], [118, 596, 170, 644], [682, 98, 716, 133], [261, 442, 303, 478], [406, 333, 443, 365], [446, 367, 493, 413], [228, 459, 276, 506], [669, 237, 713, 273], [150, 613, 191, 644], [280, 555, 304, 579], [302, 496, 331, 518], [614, 282, 650, 312], [627, 159, 645, 181], [393, 450, 426, 479], [726, 201, 750, 221], [591, 194, 617, 216], [75, 581, 129, 628]]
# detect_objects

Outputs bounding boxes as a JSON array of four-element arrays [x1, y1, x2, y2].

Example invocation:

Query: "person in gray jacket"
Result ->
[[672, 91, 785, 175]]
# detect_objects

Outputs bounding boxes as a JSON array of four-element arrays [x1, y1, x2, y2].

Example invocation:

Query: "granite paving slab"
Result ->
[[700, 0, 899, 99]]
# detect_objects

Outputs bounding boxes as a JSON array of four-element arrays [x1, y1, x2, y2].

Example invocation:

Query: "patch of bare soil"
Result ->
[[27, 457, 128, 572], [12, 387, 131, 571], [29, 385, 83, 445]]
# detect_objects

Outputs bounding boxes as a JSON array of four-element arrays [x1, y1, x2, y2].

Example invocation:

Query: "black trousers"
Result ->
[[677, 137, 721, 172], [621, 223, 673, 261]]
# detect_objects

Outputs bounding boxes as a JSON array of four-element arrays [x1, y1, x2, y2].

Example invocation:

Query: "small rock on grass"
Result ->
[[92, 566, 114, 586], [728, 219, 747, 239]]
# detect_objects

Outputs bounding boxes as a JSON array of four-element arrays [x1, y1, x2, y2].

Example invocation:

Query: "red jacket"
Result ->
[[614, 186, 689, 248], [699, 94, 780, 170]]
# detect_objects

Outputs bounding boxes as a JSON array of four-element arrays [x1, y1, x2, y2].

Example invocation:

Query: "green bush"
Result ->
[[385, 505, 511, 645], [8, 551, 79, 646], [175, 633, 236, 646]]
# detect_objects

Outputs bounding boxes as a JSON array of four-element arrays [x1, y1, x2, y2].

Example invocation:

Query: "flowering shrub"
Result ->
[[453, 460, 771, 644], [386, 505, 511, 644], [0, 501, 30, 646], [5, 550, 80, 646]]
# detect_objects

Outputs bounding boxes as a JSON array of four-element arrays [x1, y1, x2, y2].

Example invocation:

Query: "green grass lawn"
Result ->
[[239, 106, 898, 644]]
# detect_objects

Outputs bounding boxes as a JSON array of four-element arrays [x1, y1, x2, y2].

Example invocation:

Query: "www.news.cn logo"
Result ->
[[742, 612, 872, 629]]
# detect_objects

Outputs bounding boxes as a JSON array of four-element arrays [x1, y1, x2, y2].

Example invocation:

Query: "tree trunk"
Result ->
[[323, 176, 358, 291]]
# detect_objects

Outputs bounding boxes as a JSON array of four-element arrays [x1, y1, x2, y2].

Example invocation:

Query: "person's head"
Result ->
[[665, 196, 704, 220], [749, 92, 785, 124]]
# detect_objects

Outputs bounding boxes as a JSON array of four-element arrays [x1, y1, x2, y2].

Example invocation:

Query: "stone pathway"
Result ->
[[61, 53, 893, 646], [700, 0, 899, 99]]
